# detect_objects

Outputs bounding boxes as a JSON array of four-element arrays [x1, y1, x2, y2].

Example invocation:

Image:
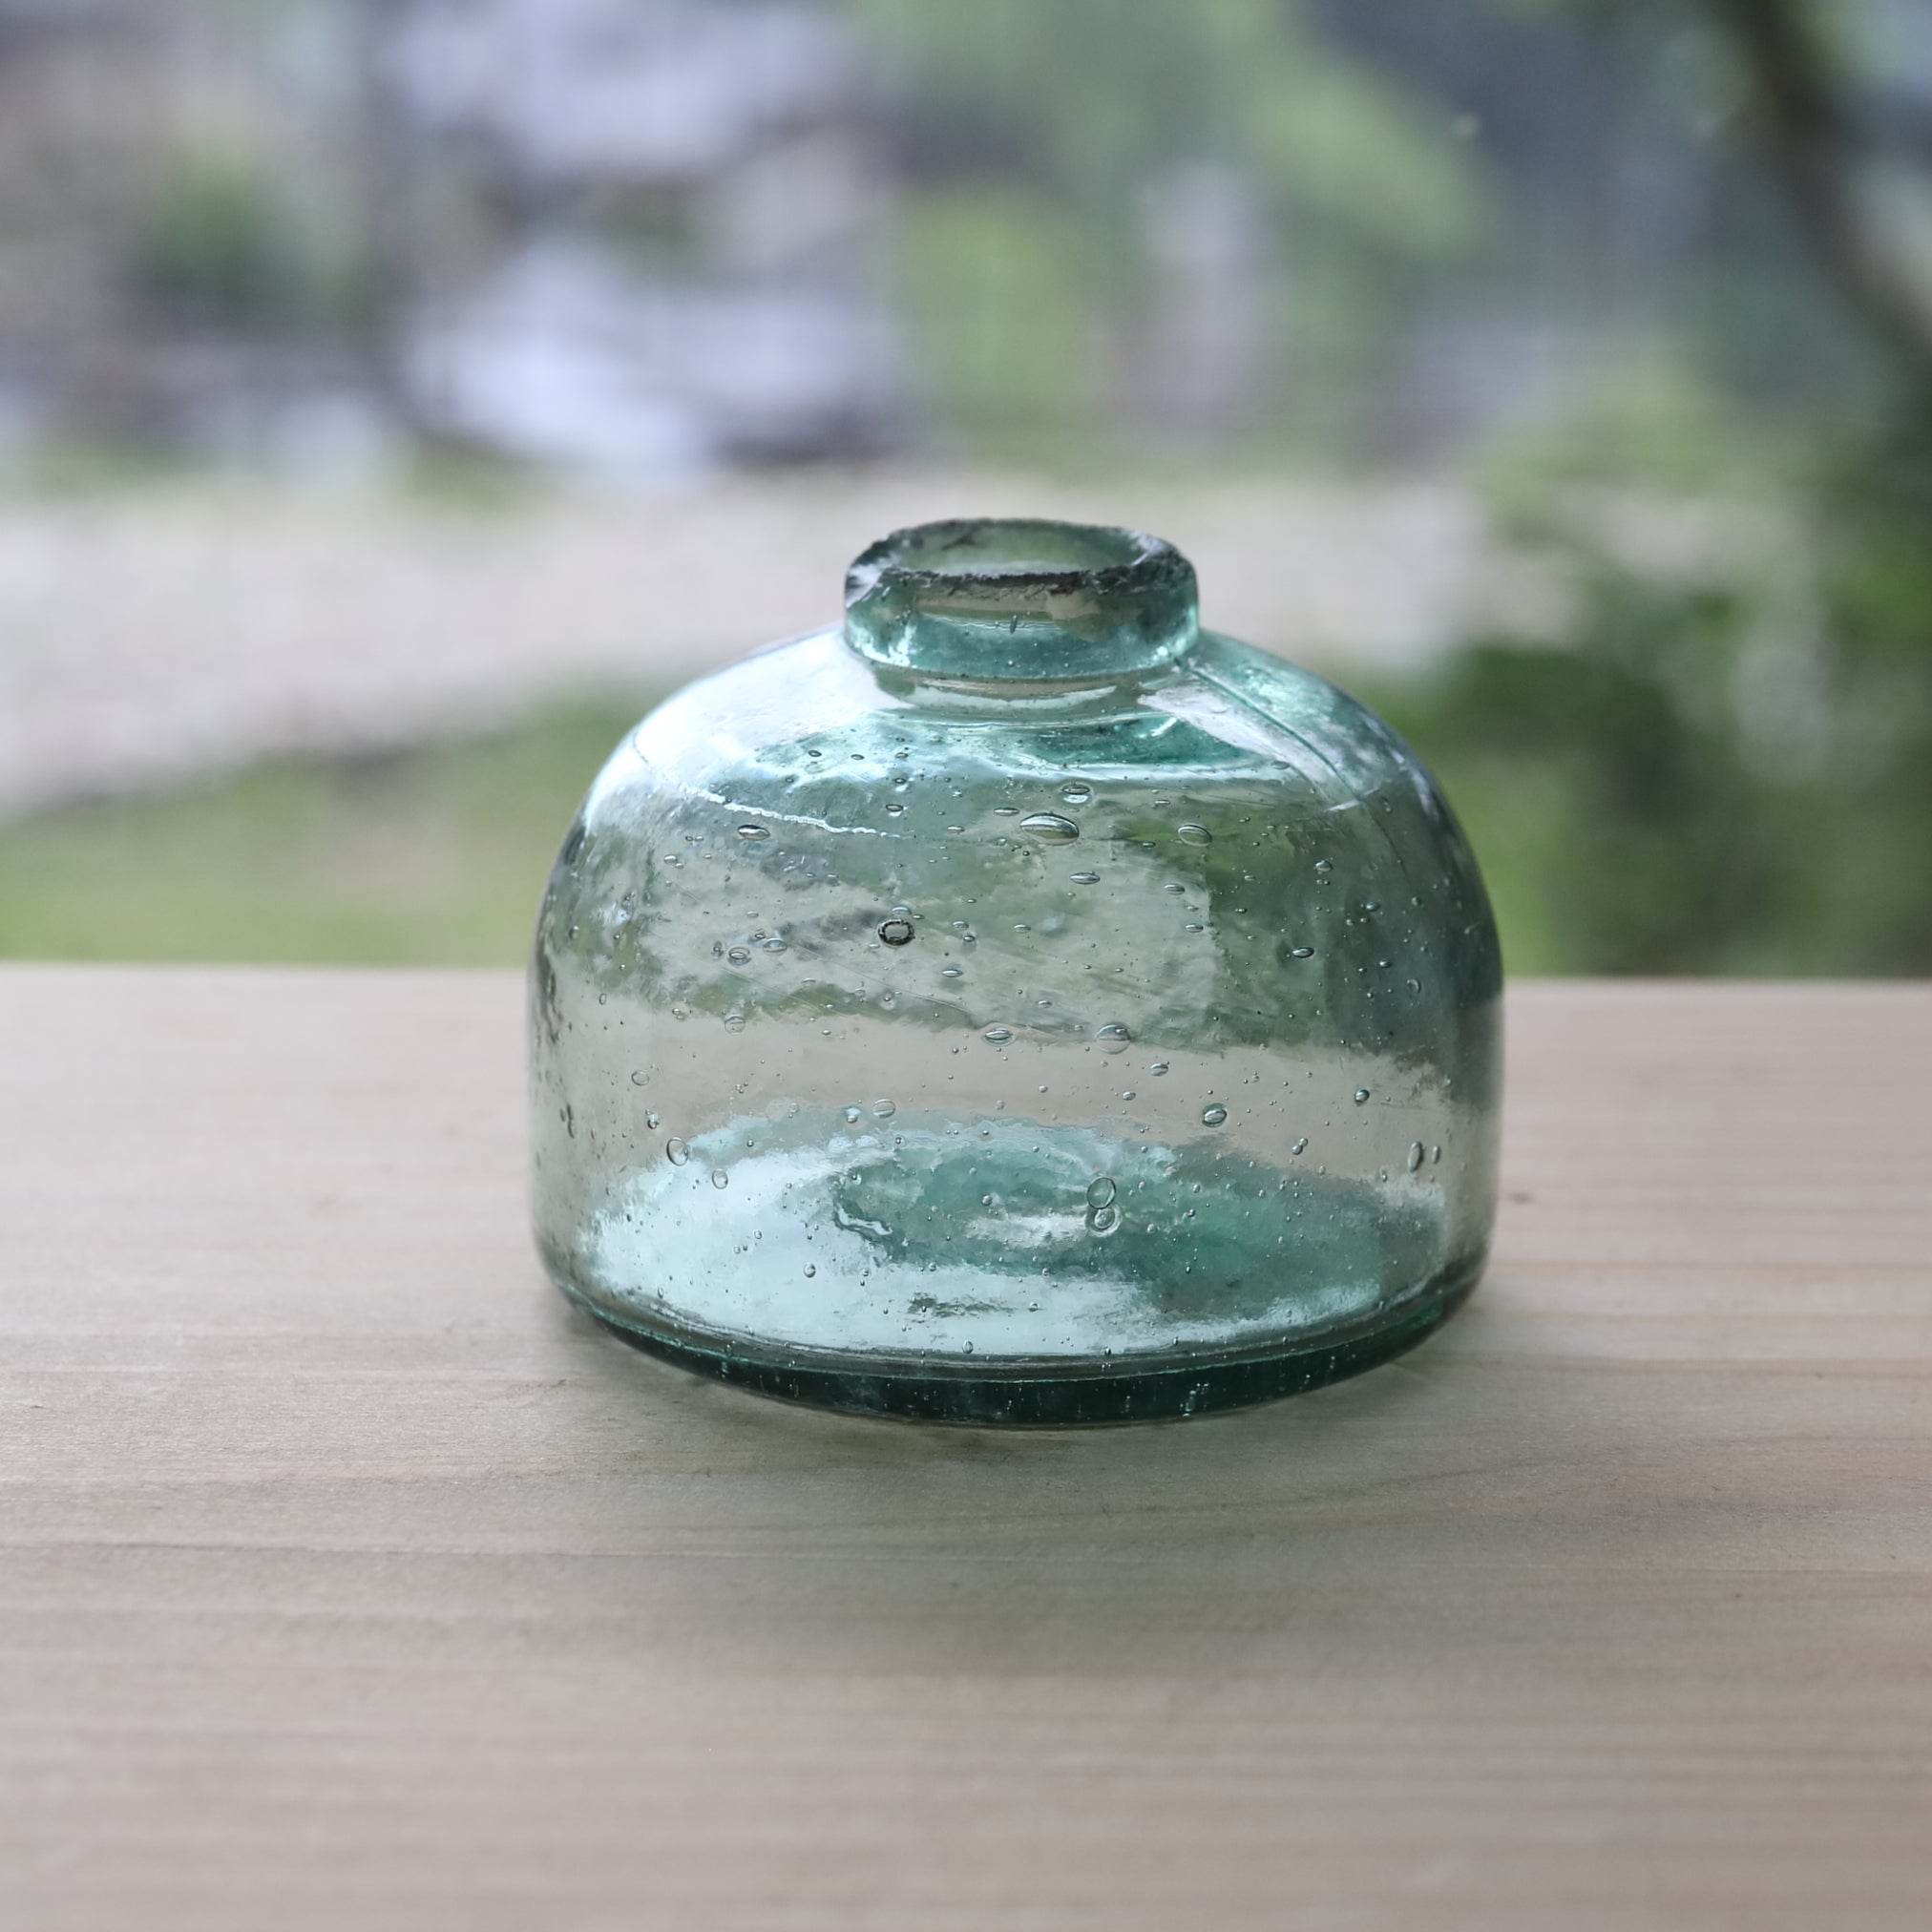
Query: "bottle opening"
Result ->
[[843, 517, 1199, 682]]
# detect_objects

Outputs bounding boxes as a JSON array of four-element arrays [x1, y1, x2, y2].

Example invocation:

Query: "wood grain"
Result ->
[[2, 967, 1928, 1931]]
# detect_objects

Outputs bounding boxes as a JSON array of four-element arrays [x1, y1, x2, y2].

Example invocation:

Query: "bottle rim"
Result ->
[[843, 517, 1200, 681]]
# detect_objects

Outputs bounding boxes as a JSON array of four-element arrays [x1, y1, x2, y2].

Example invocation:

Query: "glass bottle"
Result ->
[[532, 519, 1501, 1423]]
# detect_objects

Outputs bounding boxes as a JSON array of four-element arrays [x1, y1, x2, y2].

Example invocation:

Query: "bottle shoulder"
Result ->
[[543, 625, 1501, 1038], [586, 628, 1437, 825]]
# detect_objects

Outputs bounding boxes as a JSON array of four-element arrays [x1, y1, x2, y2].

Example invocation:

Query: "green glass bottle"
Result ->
[[532, 520, 1501, 1423]]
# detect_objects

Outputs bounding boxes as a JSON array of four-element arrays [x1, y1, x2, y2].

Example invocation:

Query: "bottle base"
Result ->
[[556, 1257, 1482, 1427]]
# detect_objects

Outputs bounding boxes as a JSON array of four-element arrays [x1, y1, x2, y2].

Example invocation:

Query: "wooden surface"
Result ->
[[3, 968, 1930, 1931]]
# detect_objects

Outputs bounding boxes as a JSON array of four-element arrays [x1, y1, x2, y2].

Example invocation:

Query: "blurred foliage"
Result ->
[[894, 188, 1103, 467], [0, 698, 649, 965], [1376, 0, 1932, 976], [124, 147, 366, 335], [853, 0, 1485, 249], [853, 0, 1488, 453], [1385, 393, 1932, 975], [1479, 357, 1789, 503]]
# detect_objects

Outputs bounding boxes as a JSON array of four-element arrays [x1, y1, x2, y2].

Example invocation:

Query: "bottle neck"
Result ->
[[842, 518, 1199, 682]]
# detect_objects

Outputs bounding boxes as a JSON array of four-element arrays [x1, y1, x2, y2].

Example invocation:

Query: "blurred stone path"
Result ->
[[0, 470, 1552, 818]]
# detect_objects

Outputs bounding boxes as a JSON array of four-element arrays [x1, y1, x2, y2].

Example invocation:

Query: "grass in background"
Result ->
[[0, 696, 652, 966]]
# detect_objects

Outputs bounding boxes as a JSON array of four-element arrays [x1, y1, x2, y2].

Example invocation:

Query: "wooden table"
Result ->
[[4, 968, 1929, 1930]]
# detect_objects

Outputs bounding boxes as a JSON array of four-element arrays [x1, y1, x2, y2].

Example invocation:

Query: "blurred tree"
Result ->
[[1396, 0, 1932, 975], [1707, 0, 1932, 377]]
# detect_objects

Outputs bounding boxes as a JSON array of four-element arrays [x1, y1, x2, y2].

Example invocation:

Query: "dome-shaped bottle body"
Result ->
[[532, 521, 1501, 1422]]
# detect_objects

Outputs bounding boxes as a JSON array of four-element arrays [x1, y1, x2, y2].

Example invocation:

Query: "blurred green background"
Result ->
[[1, 0, 1927, 975]]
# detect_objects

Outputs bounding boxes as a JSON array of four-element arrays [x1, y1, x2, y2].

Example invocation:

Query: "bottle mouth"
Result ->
[[843, 517, 1199, 682]]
